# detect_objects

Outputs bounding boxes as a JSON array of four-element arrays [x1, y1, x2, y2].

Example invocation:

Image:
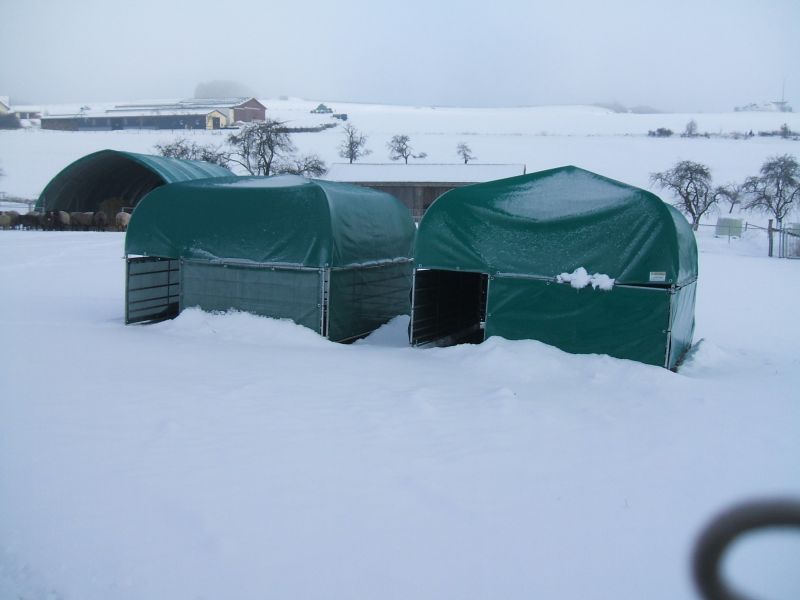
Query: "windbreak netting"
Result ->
[[328, 261, 413, 342], [667, 280, 697, 368], [180, 260, 324, 334]]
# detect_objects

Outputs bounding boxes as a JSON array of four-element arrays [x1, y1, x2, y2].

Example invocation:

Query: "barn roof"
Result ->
[[325, 163, 526, 184]]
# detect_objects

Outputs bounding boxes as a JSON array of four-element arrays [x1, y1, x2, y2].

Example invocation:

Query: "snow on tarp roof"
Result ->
[[37, 150, 233, 213], [113, 97, 264, 111], [416, 165, 698, 287], [325, 163, 526, 184], [126, 175, 416, 268]]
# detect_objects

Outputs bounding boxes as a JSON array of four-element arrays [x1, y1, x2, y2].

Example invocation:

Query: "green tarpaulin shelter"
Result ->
[[36, 149, 233, 217], [125, 175, 415, 342], [411, 166, 698, 369]]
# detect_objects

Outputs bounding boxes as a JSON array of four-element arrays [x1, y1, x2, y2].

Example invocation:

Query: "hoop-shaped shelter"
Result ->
[[36, 150, 232, 217], [125, 175, 415, 342], [411, 166, 698, 368]]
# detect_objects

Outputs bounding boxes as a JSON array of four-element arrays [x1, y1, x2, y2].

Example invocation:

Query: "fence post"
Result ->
[[768, 219, 774, 257]]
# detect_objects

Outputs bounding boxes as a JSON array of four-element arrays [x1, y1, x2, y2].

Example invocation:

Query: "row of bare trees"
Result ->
[[155, 119, 328, 178], [339, 124, 476, 164], [157, 122, 479, 175], [651, 155, 800, 254]]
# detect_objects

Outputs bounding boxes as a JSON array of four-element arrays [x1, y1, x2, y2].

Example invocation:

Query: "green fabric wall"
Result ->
[[485, 277, 672, 367]]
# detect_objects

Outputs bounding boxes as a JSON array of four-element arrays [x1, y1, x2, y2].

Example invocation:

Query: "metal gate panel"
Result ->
[[125, 256, 180, 324]]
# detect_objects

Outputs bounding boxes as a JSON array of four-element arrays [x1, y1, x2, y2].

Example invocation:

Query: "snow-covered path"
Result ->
[[1, 232, 798, 599]]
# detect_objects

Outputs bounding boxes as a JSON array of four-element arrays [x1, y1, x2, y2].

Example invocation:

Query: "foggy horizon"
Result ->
[[2, 0, 798, 112]]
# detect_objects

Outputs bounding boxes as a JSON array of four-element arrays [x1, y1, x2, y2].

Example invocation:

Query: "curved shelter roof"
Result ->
[[125, 175, 415, 268], [37, 150, 233, 213], [416, 166, 697, 286]]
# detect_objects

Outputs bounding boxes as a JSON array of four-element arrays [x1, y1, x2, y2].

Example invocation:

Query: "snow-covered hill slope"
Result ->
[[1, 98, 798, 206]]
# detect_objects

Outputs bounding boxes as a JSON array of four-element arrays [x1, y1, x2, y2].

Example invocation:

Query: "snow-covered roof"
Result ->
[[42, 108, 223, 119], [39, 97, 264, 120], [0, 96, 10, 111], [325, 163, 526, 184], [10, 104, 42, 113], [113, 97, 263, 112]]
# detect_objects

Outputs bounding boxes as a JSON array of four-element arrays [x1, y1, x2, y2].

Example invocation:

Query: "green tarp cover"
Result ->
[[486, 278, 673, 366], [415, 166, 697, 286], [125, 175, 415, 268], [37, 150, 233, 213]]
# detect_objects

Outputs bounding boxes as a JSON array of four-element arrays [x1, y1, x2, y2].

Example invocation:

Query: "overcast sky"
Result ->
[[1, 0, 798, 111]]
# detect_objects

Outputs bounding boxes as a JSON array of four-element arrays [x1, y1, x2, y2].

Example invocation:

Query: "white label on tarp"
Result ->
[[649, 271, 667, 282]]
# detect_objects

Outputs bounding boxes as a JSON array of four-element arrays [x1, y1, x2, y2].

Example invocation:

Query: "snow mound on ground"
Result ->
[[556, 267, 615, 290], [355, 315, 410, 347], [151, 307, 331, 349]]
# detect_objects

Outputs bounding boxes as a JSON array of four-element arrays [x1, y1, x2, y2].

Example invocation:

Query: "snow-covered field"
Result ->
[[1, 100, 799, 599], [1, 227, 799, 600]]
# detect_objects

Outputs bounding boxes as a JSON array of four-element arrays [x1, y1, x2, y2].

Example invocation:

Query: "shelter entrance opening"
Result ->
[[411, 269, 488, 346]]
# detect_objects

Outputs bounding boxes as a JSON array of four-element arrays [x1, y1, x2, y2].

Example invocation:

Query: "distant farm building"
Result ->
[[40, 97, 266, 131], [311, 103, 334, 114], [0, 96, 9, 113], [324, 163, 527, 219]]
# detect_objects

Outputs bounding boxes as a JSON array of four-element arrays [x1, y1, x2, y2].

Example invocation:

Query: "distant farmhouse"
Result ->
[[0, 96, 9, 113], [734, 100, 793, 113], [41, 97, 266, 131], [325, 163, 527, 219]]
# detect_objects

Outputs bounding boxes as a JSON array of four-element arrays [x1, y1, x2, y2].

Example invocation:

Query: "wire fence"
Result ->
[[696, 220, 800, 258]]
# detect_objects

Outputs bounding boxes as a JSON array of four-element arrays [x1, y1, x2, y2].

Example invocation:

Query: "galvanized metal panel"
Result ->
[[125, 257, 180, 324]]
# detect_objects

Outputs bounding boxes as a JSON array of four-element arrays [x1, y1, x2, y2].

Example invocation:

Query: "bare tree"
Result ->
[[227, 119, 296, 176], [716, 182, 744, 214], [683, 119, 698, 137], [275, 154, 328, 177], [387, 135, 427, 164], [154, 138, 230, 168], [456, 142, 476, 164], [743, 154, 800, 228], [339, 123, 371, 164], [650, 161, 720, 230]]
